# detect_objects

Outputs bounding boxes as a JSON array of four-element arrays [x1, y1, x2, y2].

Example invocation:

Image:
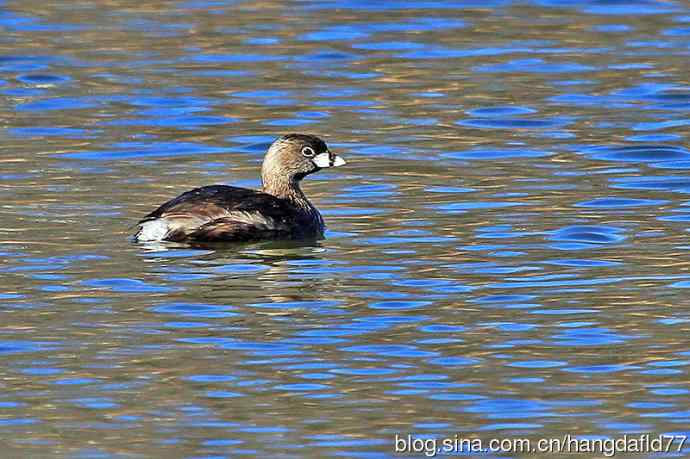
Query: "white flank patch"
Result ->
[[135, 212, 277, 242], [136, 219, 169, 242]]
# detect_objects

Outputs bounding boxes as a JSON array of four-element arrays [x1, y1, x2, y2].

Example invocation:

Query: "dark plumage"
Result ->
[[134, 134, 346, 243]]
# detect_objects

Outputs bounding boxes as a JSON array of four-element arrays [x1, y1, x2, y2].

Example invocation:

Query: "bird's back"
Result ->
[[135, 185, 322, 242]]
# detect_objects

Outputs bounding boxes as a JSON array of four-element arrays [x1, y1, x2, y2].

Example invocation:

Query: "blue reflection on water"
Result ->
[[2, 0, 690, 457]]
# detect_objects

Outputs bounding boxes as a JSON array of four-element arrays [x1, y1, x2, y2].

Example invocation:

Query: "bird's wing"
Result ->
[[135, 185, 292, 242], [138, 185, 258, 223], [187, 216, 291, 242]]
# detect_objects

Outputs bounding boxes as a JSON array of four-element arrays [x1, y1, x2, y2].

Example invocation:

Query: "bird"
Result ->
[[133, 134, 346, 243]]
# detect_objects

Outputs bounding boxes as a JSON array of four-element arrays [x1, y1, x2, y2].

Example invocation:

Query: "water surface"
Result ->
[[2, 0, 690, 457]]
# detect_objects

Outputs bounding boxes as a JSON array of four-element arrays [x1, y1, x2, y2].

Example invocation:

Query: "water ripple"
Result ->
[[2, 0, 690, 456]]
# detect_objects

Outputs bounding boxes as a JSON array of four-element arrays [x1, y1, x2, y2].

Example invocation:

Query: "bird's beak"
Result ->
[[313, 151, 346, 168]]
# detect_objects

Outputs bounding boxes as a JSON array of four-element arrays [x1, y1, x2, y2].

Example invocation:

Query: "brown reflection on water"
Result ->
[[1, 0, 690, 456]]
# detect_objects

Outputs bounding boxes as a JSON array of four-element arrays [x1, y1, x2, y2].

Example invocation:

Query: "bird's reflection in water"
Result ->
[[138, 238, 331, 310], [138, 238, 323, 257]]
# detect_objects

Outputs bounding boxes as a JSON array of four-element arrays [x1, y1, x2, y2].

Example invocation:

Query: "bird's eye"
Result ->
[[301, 146, 316, 158]]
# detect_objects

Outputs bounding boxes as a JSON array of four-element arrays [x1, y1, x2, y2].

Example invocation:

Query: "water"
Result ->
[[1, 0, 690, 457]]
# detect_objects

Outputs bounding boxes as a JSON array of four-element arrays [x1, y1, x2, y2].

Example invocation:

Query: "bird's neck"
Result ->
[[261, 171, 325, 234], [262, 173, 310, 205]]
